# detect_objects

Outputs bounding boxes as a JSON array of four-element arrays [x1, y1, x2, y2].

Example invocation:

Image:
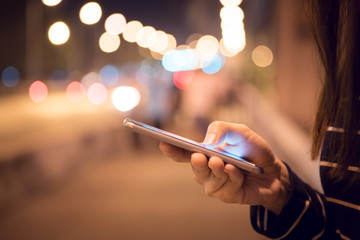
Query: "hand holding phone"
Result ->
[[123, 118, 263, 174]]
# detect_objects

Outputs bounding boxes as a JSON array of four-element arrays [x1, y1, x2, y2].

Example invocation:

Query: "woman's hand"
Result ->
[[159, 121, 290, 215]]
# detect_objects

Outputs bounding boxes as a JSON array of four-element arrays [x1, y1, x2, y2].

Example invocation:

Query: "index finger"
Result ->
[[159, 142, 192, 162]]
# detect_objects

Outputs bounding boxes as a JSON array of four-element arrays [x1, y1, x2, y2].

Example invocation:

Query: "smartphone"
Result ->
[[123, 118, 263, 174]]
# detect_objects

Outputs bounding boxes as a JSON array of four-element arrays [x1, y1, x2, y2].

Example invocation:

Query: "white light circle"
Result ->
[[42, 0, 62, 6], [111, 86, 141, 112], [79, 2, 102, 25], [105, 13, 126, 35], [48, 21, 70, 45]]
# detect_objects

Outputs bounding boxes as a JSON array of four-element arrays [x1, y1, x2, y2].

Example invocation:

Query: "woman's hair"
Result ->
[[307, 0, 360, 180]]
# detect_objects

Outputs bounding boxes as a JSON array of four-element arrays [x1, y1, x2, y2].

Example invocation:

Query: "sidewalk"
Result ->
[[0, 148, 266, 240]]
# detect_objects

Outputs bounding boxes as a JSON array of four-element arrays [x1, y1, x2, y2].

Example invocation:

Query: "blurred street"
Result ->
[[0, 151, 265, 240], [0, 92, 265, 240]]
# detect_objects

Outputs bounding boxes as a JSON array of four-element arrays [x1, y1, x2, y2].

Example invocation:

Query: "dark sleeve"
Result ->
[[250, 164, 339, 239]]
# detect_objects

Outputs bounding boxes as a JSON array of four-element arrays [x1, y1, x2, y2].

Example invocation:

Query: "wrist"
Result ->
[[262, 160, 290, 215]]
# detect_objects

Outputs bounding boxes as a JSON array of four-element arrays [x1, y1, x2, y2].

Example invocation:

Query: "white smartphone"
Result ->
[[123, 118, 263, 174]]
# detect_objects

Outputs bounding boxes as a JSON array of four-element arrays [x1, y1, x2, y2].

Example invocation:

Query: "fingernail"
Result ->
[[203, 133, 216, 144]]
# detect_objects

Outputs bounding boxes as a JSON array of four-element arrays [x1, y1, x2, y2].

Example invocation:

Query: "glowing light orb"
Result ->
[[48, 21, 70, 45], [2, 66, 20, 87], [136, 26, 156, 48], [173, 71, 194, 90], [252, 45, 273, 67], [220, 0, 242, 6], [162, 49, 198, 72], [81, 72, 99, 88], [105, 13, 126, 35], [200, 54, 225, 74], [196, 35, 219, 59], [111, 86, 141, 112], [99, 32, 120, 53], [99, 65, 119, 87], [159, 34, 177, 55], [220, 6, 244, 24], [136, 65, 156, 87], [29, 81, 48, 103], [66, 81, 86, 103], [79, 2, 102, 25], [42, 0, 62, 6], [87, 82, 108, 104], [149, 31, 168, 53], [123, 21, 143, 43]]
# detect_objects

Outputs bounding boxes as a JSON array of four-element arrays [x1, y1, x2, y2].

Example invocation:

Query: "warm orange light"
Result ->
[[48, 21, 70, 45], [123, 21, 143, 43], [42, 0, 62, 6], [79, 2, 102, 25], [136, 26, 156, 48], [252, 45, 273, 67], [99, 32, 120, 53]]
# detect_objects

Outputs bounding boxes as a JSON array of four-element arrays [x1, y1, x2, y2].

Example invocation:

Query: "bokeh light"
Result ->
[[200, 54, 225, 74], [149, 31, 168, 53], [48, 21, 70, 45], [66, 81, 86, 103], [159, 34, 177, 55], [99, 65, 119, 87], [123, 21, 143, 43], [29, 81, 48, 103], [196, 35, 219, 59], [81, 72, 99, 89], [220, 0, 242, 6], [42, 0, 62, 6], [219, 2, 246, 56], [99, 32, 120, 53], [173, 71, 195, 90], [105, 13, 126, 35], [111, 86, 141, 112], [220, 6, 244, 25], [136, 65, 156, 87], [219, 38, 238, 57], [252, 45, 273, 67], [87, 82, 108, 104], [136, 26, 156, 48], [2, 66, 20, 87], [79, 2, 102, 25], [162, 49, 198, 72]]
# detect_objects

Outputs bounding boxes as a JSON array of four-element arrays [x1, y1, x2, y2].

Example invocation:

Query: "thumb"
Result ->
[[202, 121, 231, 148]]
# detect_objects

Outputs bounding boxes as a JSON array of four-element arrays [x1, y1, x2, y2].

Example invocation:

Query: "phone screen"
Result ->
[[123, 118, 263, 174]]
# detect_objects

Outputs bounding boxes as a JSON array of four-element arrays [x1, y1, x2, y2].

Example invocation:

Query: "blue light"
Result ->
[[99, 64, 120, 87], [200, 54, 225, 74], [162, 49, 198, 72], [136, 65, 156, 87], [2, 66, 20, 87]]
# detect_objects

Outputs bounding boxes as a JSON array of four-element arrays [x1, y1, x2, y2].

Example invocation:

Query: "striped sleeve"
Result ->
[[250, 164, 339, 239]]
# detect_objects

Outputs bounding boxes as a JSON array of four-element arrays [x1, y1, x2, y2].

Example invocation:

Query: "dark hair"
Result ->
[[307, 0, 360, 180]]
